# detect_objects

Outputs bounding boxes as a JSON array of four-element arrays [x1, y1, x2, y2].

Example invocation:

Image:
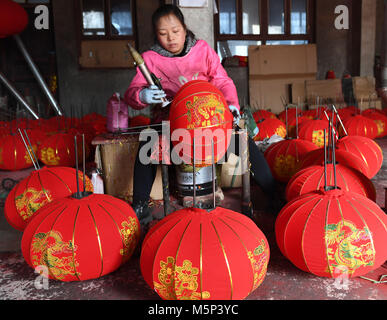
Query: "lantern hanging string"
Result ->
[[192, 136, 196, 208], [17, 128, 38, 171]]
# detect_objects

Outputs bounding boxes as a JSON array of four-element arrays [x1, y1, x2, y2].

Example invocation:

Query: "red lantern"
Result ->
[[362, 110, 387, 138], [4, 166, 93, 231], [264, 139, 318, 183], [0, 133, 38, 171], [287, 116, 311, 138], [302, 106, 328, 120], [337, 106, 360, 121], [299, 148, 370, 178], [275, 189, 387, 278], [38, 133, 89, 167], [285, 164, 376, 202], [140, 207, 270, 300], [254, 118, 286, 141], [278, 108, 301, 123], [253, 110, 277, 123], [169, 80, 233, 167], [0, 0, 28, 38], [298, 119, 330, 147], [336, 135, 383, 178], [340, 115, 378, 139], [21, 193, 140, 281]]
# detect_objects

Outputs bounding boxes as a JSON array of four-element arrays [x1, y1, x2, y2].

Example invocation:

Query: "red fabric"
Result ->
[[0, 133, 38, 171], [169, 80, 233, 167], [21, 193, 140, 281], [140, 206, 269, 300], [254, 118, 286, 141], [264, 139, 317, 183], [299, 148, 370, 178], [336, 135, 383, 178], [285, 164, 376, 202], [275, 188, 387, 278], [129, 115, 151, 128], [0, 0, 28, 38], [4, 166, 93, 231]]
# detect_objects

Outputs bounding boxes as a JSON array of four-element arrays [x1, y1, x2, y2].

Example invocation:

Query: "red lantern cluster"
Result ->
[[140, 207, 269, 300]]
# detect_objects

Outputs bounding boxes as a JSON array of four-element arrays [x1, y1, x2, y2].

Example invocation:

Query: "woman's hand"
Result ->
[[229, 105, 241, 126], [139, 85, 166, 104]]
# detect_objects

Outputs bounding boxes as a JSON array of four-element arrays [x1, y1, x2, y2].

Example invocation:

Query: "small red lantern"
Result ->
[[21, 193, 140, 281], [140, 207, 270, 300], [336, 135, 383, 179], [285, 164, 376, 202], [254, 118, 286, 141], [340, 115, 378, 139], [0, 0, 28, 38], [299, 148, 370, 178], [275, 188, 387, 278], [4, 166, 93, 231], [264, 139, 318, 183], [0, 133, 38, 171], [169, 80, 233, 167], [38, 133, 89, 167], [298, 119, 330, 147]]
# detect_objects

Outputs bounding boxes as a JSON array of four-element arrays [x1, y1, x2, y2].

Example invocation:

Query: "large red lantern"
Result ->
[[336, 135, 383, 179], [0, 133, 38, 171], [4, 166, 93, 231], [299, 148, 370, 178], [287, 116, 311, 139], [298, 119, 330, 147], [21, 193, 140, 281], [275, 188, 387, 278], [264, 139, 318, 183], [285, 164, 376, 202], [140, 207, 270, 300], [169, 80, 233, 167], [362, 110, 387, 138], [340, 115, 378, 139], [0, 0, 28, 38], [38, 133, 89, 167]]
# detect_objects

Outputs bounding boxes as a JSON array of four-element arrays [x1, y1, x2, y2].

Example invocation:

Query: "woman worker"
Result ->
[[125, 4, 282, 228]]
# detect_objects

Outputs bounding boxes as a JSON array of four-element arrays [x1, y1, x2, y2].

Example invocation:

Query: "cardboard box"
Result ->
[[248, 44, 317, 114], [220, 153, 242, 188], [352, 76, 378, 101], [79, 40, 136, 69], [305, 79, 344, 104], [92, 134, 163, 202]]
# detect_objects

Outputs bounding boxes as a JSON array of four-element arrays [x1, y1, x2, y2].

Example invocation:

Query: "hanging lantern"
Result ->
[[299, 148, 370, 178], [275, 188, 387, 278], [21, 193, 140, 281], [336, 135, 383, 179], [169, 80, 233, 167], [253, 110, 277, 123], [4, 166, 93, 231], [0, 0, 28, 38], [254, 118, 286, 141], [340, 115, 378, 139], [140, 206, 270, 300], [264, 139, 318, 183], [298, 119, 330, 147], [362, 110, 387, 138], [0, 133, 38, 171], [38, 132, 89, 167], [285, 164, 376, 202]]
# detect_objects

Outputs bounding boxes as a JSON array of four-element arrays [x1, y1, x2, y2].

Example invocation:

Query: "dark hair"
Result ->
[[152, 4, 195, 40]]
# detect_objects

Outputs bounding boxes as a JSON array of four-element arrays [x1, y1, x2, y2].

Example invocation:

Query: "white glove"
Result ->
[[139, 85, 166, 104], [229, 105, 241, 125]]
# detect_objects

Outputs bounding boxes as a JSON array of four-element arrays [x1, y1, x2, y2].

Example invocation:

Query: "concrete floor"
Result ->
[[0, 139, 387, 301]]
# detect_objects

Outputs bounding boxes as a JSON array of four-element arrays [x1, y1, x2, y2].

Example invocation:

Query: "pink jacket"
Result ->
[[124, 40, 240, 113]]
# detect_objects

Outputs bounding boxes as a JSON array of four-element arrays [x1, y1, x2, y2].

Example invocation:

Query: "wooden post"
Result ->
[[240, 129, 252, 217]]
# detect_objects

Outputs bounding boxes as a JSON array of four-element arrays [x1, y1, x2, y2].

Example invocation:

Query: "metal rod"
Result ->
[[13, 35, 63, 116], [0, 71, 39, 119], [332, 104, 348, 136], [74, 136, 80, 197], [23, 129, 40, 170], [18, 128, 38, 170], [211, 140, 216, 209], [332, 124, 337, 189], [323, 129, 328, 191], [82, 134, 86, 193], [192, 137, 196, 208], [285, 105, 288, 139]]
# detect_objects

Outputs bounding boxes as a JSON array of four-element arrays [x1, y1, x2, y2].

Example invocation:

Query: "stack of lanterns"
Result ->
[[4, 131, 140, 282]]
